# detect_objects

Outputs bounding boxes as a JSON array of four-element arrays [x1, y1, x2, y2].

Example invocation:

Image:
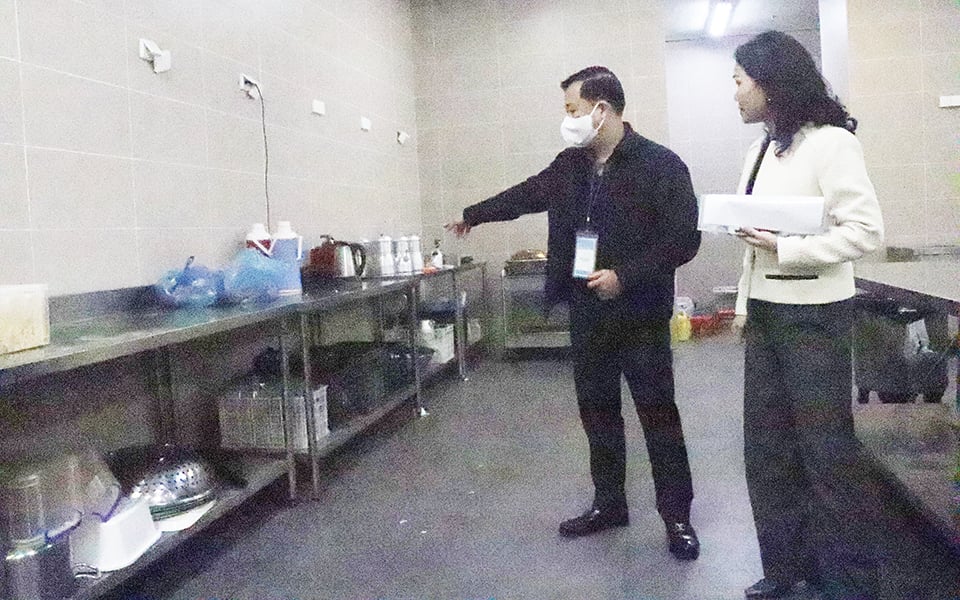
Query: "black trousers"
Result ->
[[744, 299, 891, 593], [569, 293, 694, 522]]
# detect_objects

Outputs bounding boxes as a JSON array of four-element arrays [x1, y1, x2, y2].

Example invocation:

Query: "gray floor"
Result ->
[[107, 334, 958, 600]]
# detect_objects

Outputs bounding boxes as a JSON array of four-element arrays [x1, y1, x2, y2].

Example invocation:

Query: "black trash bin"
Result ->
[[852, 294, 949, 404]]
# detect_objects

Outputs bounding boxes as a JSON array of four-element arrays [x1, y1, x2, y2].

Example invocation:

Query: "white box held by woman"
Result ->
[[698, 194, 825, 235]]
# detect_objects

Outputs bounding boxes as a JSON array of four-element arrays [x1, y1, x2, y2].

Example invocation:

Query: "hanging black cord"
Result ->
[[249, 81, 270, 228]]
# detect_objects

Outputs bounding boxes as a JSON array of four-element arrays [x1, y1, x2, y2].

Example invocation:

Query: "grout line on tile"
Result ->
[[13, 0, 36, 280], [12, 0, 21, 63], [19, 59, 401, 139], [123, 15, 145, 287]]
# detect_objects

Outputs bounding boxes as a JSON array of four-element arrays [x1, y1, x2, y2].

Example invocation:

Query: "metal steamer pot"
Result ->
[[1, 472, 79, 600]]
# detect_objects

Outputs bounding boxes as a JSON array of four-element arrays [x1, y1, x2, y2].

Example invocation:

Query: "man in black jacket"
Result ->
[[446, 66, 702, 560]]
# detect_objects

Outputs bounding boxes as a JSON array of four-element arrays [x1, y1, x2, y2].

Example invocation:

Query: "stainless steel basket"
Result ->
[[503, 258, 547, 276]]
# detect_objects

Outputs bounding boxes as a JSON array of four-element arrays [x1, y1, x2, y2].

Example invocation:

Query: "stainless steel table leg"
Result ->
[[453, 270, 468, 381], [408, 285, 427, 417], [500, 269, 510, 351], [149, 349, 176, 445], [279, 317, 298, 501], [954, 310, 960, 413], [301, 312, 321, 498]]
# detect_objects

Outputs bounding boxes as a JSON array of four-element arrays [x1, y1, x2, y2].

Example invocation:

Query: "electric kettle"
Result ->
[[305, 235, 366, 278]]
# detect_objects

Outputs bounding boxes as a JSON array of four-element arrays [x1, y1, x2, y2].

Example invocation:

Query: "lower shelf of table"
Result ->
[[304, 381, 420, 462], [71, 454, 289, 600], [227, 360, 465, 476], [853, 402, 960, 550], [504, 330, 570, 348]]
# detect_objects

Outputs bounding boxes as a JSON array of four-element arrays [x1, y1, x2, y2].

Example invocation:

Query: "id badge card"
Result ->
[[572, 229, 598, 279]]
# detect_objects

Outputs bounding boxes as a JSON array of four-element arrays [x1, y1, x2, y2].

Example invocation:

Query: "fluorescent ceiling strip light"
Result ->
[[708, 1, 733, 37], [692, 0, 712, 31]]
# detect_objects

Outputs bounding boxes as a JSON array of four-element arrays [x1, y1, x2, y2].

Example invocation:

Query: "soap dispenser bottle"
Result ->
[[430, 238, 444, 269]]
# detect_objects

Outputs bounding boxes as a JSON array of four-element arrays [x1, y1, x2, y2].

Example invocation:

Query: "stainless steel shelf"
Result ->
[[853, 403, 960, 551], [501, 269, 569, 350], [0, 280, 416, 390], [420, 359, 457, 383], [309, 382, 419, 460], [0, 300, 302, 388], [360, 262, 484, 284], [69, 454, 288, 600], [0, 266, 487, 598], [233, 384, 422, 464]]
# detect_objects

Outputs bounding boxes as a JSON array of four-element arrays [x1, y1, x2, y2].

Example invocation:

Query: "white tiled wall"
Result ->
[[848, 0, 960, 250], [411, 0, 669, 270], [0, 0, 420, 295], [3, 0, 956, 297]]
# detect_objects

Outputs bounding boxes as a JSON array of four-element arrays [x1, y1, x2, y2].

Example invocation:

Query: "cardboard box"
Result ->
[[0, 284, 50, 355]]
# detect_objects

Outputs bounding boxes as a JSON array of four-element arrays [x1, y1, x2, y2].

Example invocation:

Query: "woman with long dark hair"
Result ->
[[729, 31, 885, 599]]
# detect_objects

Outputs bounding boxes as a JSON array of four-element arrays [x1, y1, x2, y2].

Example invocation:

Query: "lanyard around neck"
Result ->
[[585, 170, 604, 226]]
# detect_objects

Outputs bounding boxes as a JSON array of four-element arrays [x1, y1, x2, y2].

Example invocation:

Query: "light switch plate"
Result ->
[[360, 116, 372, 131], [311, 99, 326, 115], [152, 50, 171, 73], [138, 39, 154, 60]]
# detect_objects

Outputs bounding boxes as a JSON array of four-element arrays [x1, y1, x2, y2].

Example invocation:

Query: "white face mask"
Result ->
[[561, 102, 605, 147]]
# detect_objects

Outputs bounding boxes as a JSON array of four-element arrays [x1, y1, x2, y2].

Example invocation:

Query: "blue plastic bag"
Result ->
[[222, 248, 285, 304], [155, 257, 223, 308]]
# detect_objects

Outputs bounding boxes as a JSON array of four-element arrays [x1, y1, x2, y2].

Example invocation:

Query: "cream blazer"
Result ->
[[735, 124, 884, 315]]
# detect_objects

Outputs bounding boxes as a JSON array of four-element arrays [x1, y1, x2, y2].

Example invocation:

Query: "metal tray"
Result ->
[[504, 259, 547, 276]]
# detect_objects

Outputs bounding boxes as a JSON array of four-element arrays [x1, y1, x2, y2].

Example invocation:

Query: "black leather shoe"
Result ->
[[558, 506, 629, 537], [744, 578, 814, 599], [665, 521, 700, 560]]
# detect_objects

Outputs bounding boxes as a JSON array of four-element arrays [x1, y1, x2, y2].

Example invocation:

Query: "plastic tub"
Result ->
[[70, 495, 160, 572]]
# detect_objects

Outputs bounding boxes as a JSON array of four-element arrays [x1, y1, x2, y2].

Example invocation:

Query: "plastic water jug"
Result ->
[[245, 223, 272, 256], [270, 221, 302, 295]]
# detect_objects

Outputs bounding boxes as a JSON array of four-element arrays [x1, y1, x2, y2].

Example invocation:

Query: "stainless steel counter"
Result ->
[[855, 261, 960, 309], [853, 260, 960, 551], [0, 267, 485, 600], [0, 279, 414, 389]]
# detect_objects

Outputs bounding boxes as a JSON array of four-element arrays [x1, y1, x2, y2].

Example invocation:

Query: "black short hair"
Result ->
[[561, 66, 625, 115], [735, 31, 856, 155]]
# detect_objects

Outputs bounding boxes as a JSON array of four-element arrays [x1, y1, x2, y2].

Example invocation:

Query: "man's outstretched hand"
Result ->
[[444, 221, 472, 238]]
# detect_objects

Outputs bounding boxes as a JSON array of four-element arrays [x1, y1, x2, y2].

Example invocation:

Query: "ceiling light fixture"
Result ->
[[692, 0, 712, 31], [708, 1, 734, 37]]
